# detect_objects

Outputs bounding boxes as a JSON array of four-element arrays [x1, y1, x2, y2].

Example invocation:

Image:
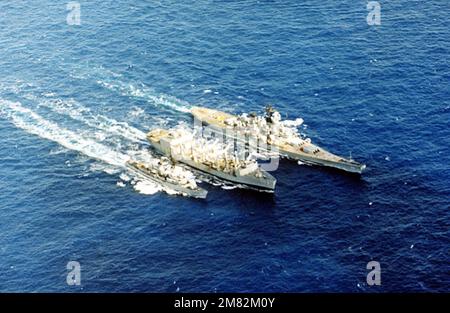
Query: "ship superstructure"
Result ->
[[126, 156, 207, 198], [147, 128, 276, 191]]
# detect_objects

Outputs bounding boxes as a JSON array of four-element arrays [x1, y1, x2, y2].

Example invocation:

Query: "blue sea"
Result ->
[[0, 1, 448, 292]]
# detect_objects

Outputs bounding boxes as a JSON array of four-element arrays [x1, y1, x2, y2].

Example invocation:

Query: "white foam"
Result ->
[[23, 93, 147, 144], [0, 99, 129, 168], [119, 173, 132, 182], [90, 162, 121, 175], [282, 118, 304, 127], [163, 187, 178, 195], [221, 185, 238, 190], [49, 146, 70, 155], [133, 180, 162, 195], [0, 96, 193, 198], [96, 79, 191, 113], [129, 107, 145, 118], [64, 63, 192, 113]]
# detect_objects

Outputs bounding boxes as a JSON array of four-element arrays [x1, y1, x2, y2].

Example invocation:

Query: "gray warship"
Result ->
[[126, 157, 207, 199], [191, 106, 366, 174], [147, 128, 277, 192]]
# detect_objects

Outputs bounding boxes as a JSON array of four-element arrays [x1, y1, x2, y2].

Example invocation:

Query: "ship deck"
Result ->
[[190, 106, 366, 174]]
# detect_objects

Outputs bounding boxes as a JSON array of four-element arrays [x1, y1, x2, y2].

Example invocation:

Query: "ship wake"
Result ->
[[0, 99, 130, 167], [68, 64, 192, 114], [0, 98, 181, 197]]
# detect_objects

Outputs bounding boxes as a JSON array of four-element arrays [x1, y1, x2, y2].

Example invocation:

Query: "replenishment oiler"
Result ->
[[126, 157, 207, 199], [147, 128, 277, 192], [191, 106, 366, 174]]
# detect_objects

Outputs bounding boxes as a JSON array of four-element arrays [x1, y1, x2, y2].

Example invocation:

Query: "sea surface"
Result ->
[[0, 1, 448, 292]]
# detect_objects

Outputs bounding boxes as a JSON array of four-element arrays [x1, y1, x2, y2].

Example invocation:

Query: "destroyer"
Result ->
[[147, 128, 276, 191], [126, 157, 207, 199], [191, 106, 366, 174]]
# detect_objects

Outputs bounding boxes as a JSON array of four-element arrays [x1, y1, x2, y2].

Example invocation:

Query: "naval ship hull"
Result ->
[[148, 140, 276, 192], [126, 161, 208, 199], [191, 106, 366, 174], [174, 157, 276, 192], [278, 142, 366, 174]]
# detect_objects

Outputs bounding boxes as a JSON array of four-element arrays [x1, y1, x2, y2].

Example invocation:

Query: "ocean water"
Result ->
[[0, 1, 449, 292]]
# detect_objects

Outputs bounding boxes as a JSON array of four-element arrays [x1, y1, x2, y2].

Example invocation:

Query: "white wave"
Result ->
[[0, 96, 200, 198], [64, 63, 192, 114], [0, 99, 130, 168], [49, 146, 70, 155], [96, 79, 191, 113], [133, 180, 162, 195], [119, 173, 132, 182], [0, 98, 196, 197], [23, 93, 147, 144], [221, 185, 238, 190], [71, 64, 192, 114], [282, 118, 304, 128], [89, 162, 122, 175], [128, 106, 145, 118]]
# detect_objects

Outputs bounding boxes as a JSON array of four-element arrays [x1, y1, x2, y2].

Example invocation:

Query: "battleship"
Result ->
[[126, 158, 207, 199], [147, 128, 277, 192], [191, 106, 366, 174]]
